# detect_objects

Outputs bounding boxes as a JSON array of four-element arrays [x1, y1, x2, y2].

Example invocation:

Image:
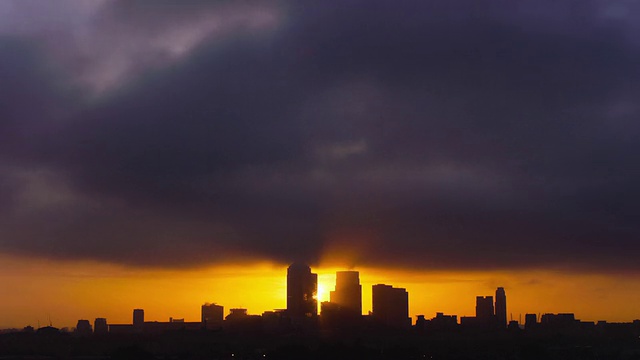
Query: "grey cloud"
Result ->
[[0, 0, 283, 94], [0, 0, 639, 271]]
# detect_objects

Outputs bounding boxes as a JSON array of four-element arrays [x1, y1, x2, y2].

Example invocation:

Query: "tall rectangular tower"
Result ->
[[372, 284, 409, 328], [94, 318, 108, 335], [133, 309, 144, 330], [495, 287, 507, 328], [330, 271, 362, 314], [475, 296, 494, 322], [287, 263, 318, 318], [201, 303, 224, 328]]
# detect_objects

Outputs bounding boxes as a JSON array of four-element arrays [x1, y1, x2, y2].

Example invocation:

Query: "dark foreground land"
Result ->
[[2, 328, 640, 360]]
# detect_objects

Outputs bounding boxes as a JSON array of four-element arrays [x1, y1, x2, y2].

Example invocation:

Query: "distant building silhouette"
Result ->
[[476, 296, 494, 323], [459, 316, 476, 326], [22, 325, 35, 333], [320, 301, 342, 323], [108, 324, 135, 334], [287, 263, 317, 318], [133, 309, 144, 330], [225, 308, 262, 332], [495, 287, 507, 328], [36, 326, 60, 336], [540, 313, 578, 329], [525, 313, 538, 330], [94, 318, 108, 335], [226, 308, 248, 320], [75, 320, 92, 336], [146, 321, 202, 334], [330, 271, 362, 315], [202, 303, 224, 329], [262, 309, 289, 333], [415, 315, 427, 331], [429, 312, 458, 331], [320, 300, 362, 331], [372, 284, 410, 328]]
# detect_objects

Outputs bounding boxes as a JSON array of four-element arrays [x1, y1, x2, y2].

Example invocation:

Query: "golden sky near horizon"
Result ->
[[2, 254, 640, 329]]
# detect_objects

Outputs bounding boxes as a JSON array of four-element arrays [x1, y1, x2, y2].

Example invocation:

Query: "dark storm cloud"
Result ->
[[1, 0, 639, 270]]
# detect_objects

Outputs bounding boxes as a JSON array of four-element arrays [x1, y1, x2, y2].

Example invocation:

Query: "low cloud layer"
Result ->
[[0, 0, 639, 271]]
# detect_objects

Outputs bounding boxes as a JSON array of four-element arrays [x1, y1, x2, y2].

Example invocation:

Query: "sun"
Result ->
[[317, 283, 327, 301], [315, 271, 337, 305]]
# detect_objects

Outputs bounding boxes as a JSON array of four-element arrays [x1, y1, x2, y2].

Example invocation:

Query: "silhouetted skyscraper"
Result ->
[[287, 263, 317, 318], [330, 271, 362, 314], [372, 284, 410, 328], [94, 318, 108, 335], [495, 287, 507, 328], [75, 319, 92, 335], [133, 309, 144, 329], [476, 296, 494, 322], [202, 303, 224, 329]]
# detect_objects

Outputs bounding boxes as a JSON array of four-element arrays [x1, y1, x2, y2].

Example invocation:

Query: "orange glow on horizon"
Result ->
[[1, 255, 640, 329], [316, 281, 328, 303]]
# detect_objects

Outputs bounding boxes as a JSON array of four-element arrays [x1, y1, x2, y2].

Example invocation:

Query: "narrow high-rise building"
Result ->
[[286, 263, 318, 318], [372, 284, 410, 328], [495, 287, 507, 328], [330, 271, 362, 315], [133, 309, 144, 329]]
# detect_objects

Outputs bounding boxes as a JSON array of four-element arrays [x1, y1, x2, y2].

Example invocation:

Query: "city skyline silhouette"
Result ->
[[2, 263, 639, 332], [4, 263, 640, 359]]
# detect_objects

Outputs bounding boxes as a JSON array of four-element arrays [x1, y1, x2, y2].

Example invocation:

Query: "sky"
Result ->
[[1, 0, 640, 328]]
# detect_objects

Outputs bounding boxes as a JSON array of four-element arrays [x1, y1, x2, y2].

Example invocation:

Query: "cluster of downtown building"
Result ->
[[22, 263, 640, 337]]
